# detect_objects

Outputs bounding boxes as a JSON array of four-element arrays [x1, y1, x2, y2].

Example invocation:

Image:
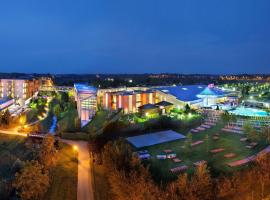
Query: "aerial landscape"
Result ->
[[1, 1, 270, 200]]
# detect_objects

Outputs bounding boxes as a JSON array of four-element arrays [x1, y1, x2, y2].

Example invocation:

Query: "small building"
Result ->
[[138, 103, 159, 117], [155, 101, 174, 115], [0, 77, 40, 106], [74, 84, 97, 127]]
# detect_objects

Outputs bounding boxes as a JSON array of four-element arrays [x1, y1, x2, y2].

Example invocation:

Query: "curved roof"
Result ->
[[74, 83, 97, 93], [197, 87, 218, 96], [154, 85, 228, 102]]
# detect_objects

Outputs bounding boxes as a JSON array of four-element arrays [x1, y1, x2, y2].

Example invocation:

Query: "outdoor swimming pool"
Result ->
[[229, 107, 269, 117]]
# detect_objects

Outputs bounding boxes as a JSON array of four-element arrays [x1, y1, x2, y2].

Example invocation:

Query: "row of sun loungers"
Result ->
[[170, 160, 208, 173], [227, 146, 270, 167], [191, 123, 216, 133], [227, 156, 256, 167], [221, 128, 243, 134]]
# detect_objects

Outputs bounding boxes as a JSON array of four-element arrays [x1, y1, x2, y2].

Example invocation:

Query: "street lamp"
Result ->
[[73, 145, 78, 151]]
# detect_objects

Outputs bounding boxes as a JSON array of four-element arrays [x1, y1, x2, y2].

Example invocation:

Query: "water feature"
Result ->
[[49, 116, 57, 135]]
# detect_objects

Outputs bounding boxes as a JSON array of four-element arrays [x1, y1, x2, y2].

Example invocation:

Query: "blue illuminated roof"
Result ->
[[154, 85, 228, 102], [74, 83, 97, 93]]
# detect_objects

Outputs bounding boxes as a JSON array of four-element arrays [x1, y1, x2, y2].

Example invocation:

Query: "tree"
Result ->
[[53, 104, 61, 119], [190, 163, 213, 200], [14, 161, 49, 200], [221, 111, 231, 125], [1, 109, 11, 126], [38, 134, 57, 170], [255, 154, 270, 198], [185, 104, 191, 113], [262, 126, 270, 144]]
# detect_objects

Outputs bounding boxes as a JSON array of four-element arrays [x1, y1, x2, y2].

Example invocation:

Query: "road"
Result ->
[[62, 140, 93, 200]]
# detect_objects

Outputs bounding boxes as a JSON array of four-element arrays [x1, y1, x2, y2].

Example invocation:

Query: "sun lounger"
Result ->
[[167, 153, 177, 159], [201, 124, 211, 129], [213, 136, 219, 140], [250, 142, 258, 147], [170, 165, 188, 173], [240, 137, 247, 142], [191, 140, 204, 147], [210, 148, 225, 153], [197, 127, 206, 131], [156, 155, 167, 159], [224, 153, 236, 158], [191, 129, 199, 133], [173, 158, 182, 163], [227, 156, 256, 167], [193, 160, 207, 166], [164, 149, 173, 153]]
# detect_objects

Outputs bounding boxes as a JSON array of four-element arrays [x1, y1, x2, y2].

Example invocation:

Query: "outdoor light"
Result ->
[[73, 145, 78, 151]]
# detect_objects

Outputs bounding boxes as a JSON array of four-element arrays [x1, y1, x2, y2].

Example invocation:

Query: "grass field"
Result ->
[[83, 110, 110, 133], [43, 144, 78, 200], [141, 122, 268, 183]]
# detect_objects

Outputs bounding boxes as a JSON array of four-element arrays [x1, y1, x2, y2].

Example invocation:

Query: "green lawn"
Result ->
[[43, 144, 78, 200], [142, 122, 268, 183], [83, 110, 110, 133]]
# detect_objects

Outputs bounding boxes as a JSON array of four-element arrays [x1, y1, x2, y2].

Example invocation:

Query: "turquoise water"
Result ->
[[229, 107, 269, 117]]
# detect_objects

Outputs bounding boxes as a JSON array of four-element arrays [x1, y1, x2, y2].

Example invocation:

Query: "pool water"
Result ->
[[229, 107, 269, 117]]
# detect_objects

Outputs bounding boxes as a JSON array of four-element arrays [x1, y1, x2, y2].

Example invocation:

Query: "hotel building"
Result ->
[[100, 89, 157, 114], [0, 77, 40, 106], [74, 83, 97, 127], [153, 84, 236, 109]]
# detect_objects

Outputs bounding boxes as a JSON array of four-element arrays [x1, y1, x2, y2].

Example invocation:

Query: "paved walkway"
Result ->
[[62, 140, 93, 200], [0, 127, 27, 137], [0, 129, 93, 200]]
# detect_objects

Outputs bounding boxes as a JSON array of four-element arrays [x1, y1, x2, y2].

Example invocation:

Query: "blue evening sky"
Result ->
[[0, 0, 269, 74]]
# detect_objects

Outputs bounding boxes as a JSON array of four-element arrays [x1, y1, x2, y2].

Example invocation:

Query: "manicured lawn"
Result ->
[[141, 122, 268, 183], [43, 144, 78, 200]]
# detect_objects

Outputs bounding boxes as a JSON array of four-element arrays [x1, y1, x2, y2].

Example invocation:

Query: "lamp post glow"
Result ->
[[73, 145, 78, 151]]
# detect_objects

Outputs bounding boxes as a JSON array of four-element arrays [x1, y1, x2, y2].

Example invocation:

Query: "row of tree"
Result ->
[[13, 135, 58, 200], [101, 135, 270, 200]]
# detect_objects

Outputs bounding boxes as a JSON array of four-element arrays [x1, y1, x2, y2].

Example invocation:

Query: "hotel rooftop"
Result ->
[[154, 85, 229, 102]]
